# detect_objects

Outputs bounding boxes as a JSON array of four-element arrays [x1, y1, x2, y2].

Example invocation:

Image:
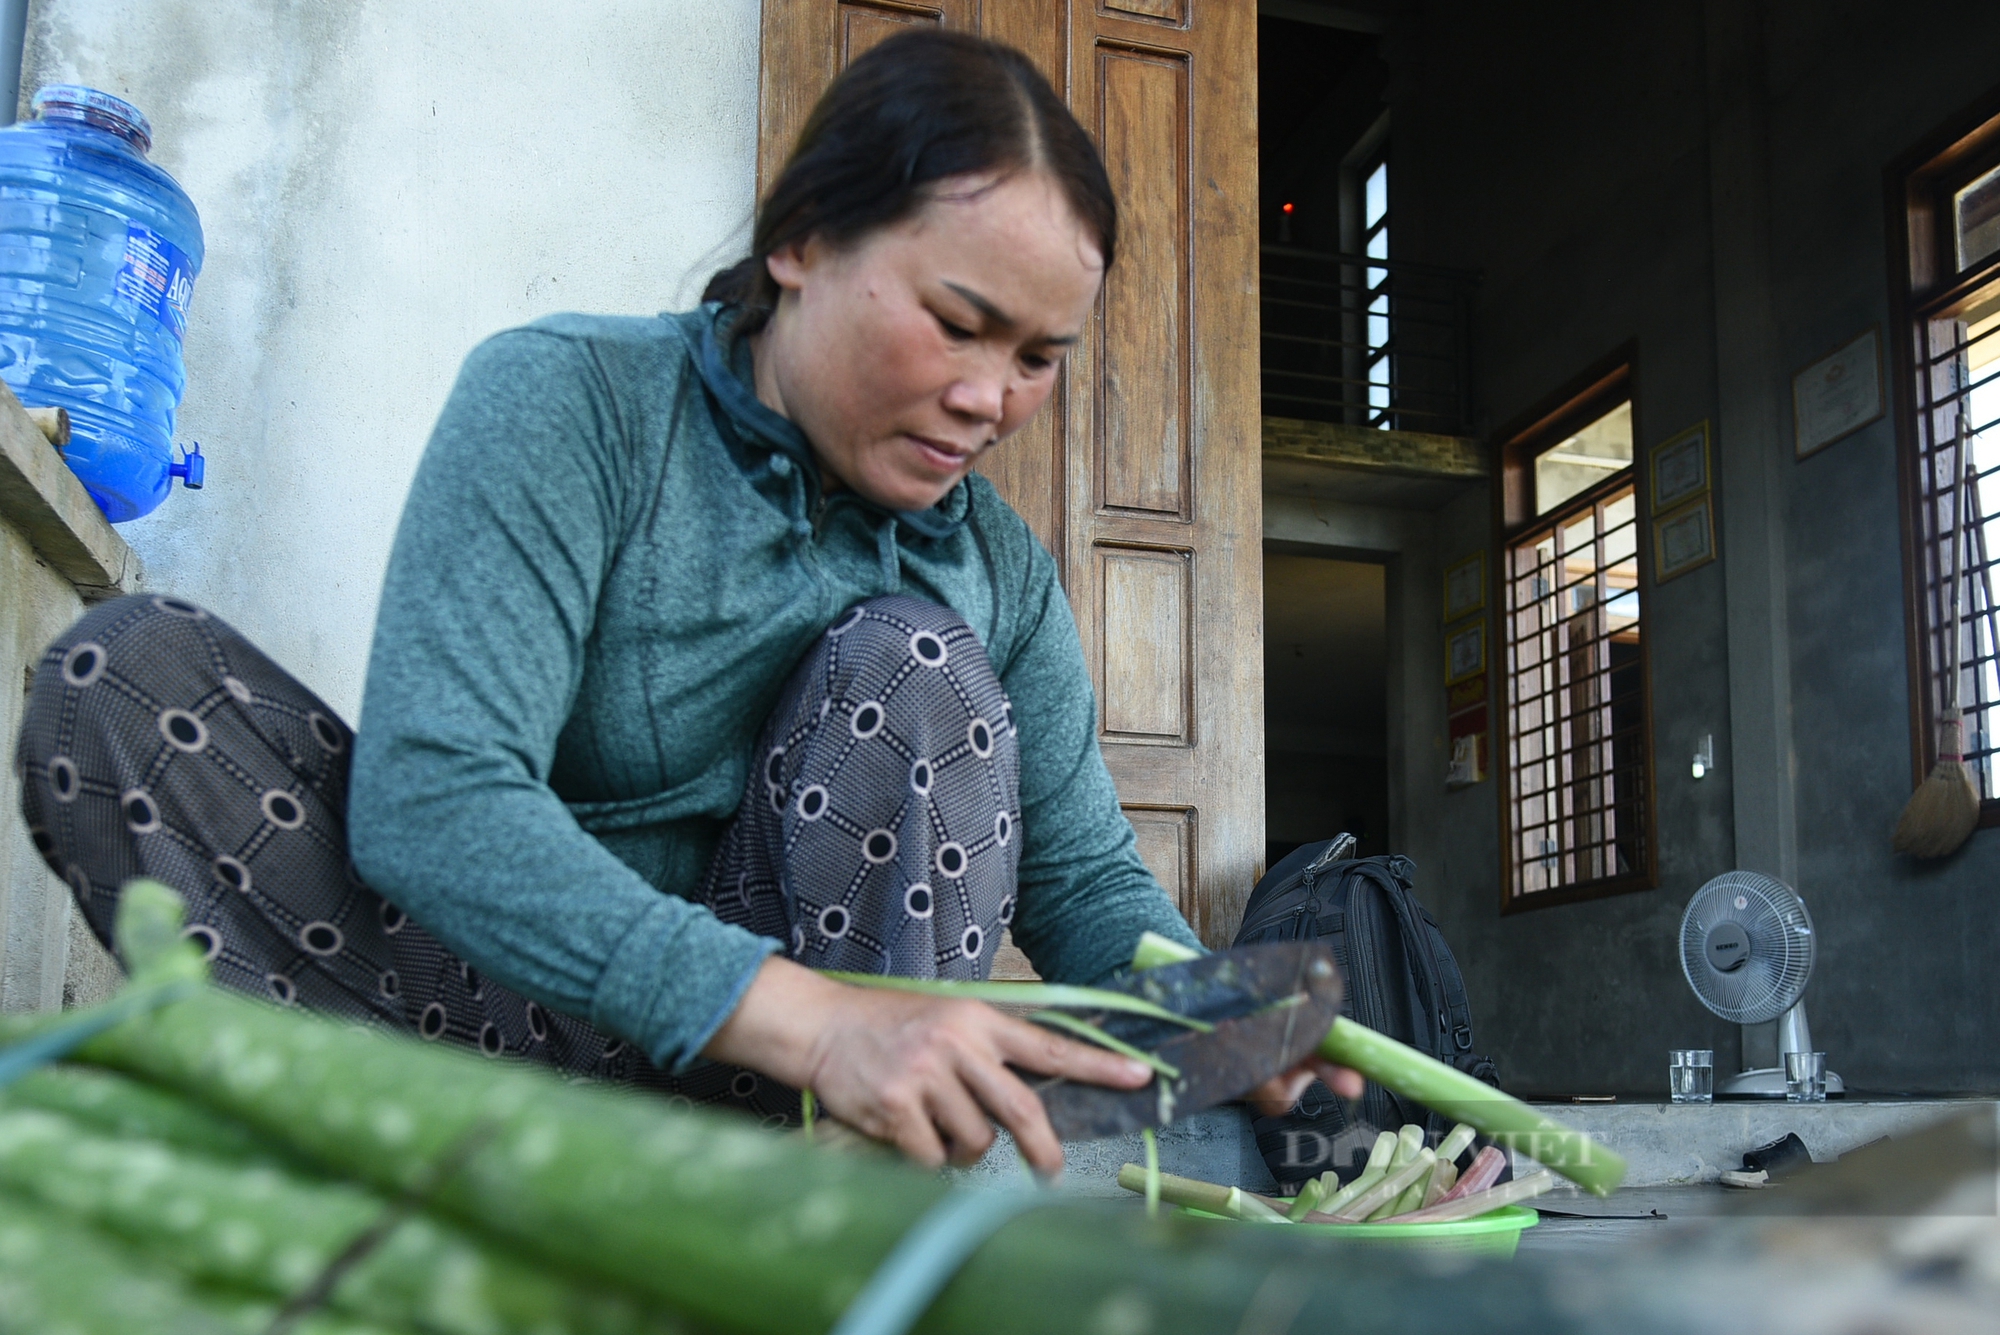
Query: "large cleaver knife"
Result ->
[[1027, 941, 1343, 1141]]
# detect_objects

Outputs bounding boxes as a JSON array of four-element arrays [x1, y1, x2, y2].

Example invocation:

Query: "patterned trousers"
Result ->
[[15, 593, 1018, 1121]]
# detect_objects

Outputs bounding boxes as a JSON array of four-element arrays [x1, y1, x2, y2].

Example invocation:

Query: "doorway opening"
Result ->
[[1264, 551, 1390, 868]]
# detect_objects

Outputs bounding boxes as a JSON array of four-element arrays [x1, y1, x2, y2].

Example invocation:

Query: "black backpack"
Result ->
[[1234, 835, 1501, 1189]]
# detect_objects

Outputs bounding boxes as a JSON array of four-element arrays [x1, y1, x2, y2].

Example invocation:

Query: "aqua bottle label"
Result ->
[[114, 221, 195, 340]]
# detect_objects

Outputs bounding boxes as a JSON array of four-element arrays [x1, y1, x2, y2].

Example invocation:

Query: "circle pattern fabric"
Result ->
[[697, 596, 1021, 982], [14, 594, 670, 1085], [16, 591, 1021, 1126]]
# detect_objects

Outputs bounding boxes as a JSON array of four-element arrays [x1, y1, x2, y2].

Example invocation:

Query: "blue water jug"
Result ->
[[0, 86, 204, 522]]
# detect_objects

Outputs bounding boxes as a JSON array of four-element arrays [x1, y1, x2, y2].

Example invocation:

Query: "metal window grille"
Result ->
[[1364, 158, 1392, 426], [1910, 294, 2000, 797], [1502, 482, 1649, 896], [1258, 247, 1477, 434]]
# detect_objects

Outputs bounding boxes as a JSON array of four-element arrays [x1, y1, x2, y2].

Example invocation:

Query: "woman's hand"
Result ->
[[1244, 1057, 1365, 1116], [703, 956, 1152, 1175]]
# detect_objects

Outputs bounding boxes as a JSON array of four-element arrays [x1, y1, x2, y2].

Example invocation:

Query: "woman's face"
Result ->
[[754, 170, 1104, 513]]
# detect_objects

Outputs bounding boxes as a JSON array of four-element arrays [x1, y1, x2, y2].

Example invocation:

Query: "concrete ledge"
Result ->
[[1263, 416, 1485, 509], [1521, 1098, 2000, 1185], [1262, 416, 1484, 479], [0, 386, 142, 598]]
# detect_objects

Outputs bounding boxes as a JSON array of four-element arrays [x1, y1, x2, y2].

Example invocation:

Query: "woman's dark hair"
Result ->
[[704, 30, 1116, 336]]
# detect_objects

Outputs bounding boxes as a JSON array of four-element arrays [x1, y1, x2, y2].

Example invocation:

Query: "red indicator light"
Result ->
[[1282, 202, 1295, 214]]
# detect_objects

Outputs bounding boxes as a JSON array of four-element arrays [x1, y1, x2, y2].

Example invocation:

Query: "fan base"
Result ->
[[1716, 1067, 1846, 1099]]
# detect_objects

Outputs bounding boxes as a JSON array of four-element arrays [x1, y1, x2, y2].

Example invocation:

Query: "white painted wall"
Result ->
[[21, 0, 762, 720]]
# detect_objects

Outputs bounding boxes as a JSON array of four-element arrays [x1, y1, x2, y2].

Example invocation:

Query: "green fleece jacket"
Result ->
[[348, 305, 1200, 1070]]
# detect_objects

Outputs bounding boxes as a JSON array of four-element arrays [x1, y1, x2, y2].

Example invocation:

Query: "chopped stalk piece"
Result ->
[[1387, 1167, 1429, 1219], [1381, 1182, 1424, 1220], [1382, 1170, 1556, 1224], [1371, 1127, 1427, 1219], [1368, 1167, 1432, 1223], [1314, 1167, 1381, 1218], [1437, 1122, 1478, 1166], [1421, 1159, 1458, 1208], [800, 1087, 816, 1142], [1115, 1165, 1283, 1218], [1325, 1149, 1434, 1223], [1314, 1130, 1397, 1215], [1436, 1145, 1507, 1203], [1142, 1128, 1161, 1218], [1284, 1177, 1325, 1222], [1226, 1187, 1290, 1224]]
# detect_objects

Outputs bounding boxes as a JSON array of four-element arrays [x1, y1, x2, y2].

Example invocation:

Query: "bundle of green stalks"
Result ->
[[0, 883, 1616, 1335], [1115, 1121, 1557, 1227]]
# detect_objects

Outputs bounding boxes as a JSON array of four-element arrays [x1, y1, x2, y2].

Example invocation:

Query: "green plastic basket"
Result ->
[[1180, 1204, 1539, 1259]]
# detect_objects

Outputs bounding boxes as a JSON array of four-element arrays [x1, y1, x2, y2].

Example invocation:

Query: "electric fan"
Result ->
[[1679, 871, 1844, 1098]]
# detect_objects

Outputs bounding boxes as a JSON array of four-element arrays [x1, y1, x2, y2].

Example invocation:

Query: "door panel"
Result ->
[[842, 2, 939, 63], [1100, 0, 1187, 23], [758, 0, 1262, 949], [1095, 46, 1190, 518], [1097, 545, 1191, 741], [1127, 805, 1197, 919], [759, 1, 976, 197]]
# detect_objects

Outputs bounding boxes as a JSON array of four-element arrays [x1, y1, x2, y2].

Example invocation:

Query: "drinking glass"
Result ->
[[1784, 1051, 1826, 1102], [1669, 1049, 1713, 1103]]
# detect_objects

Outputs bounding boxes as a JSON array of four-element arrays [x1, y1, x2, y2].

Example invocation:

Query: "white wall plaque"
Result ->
[[1793, 327, 1884, 460]]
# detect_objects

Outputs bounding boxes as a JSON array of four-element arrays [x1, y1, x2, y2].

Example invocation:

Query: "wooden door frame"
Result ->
[[753, 0, 1265, 946]]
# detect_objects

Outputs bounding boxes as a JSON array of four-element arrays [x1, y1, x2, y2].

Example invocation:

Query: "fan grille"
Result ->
[[1679, 871, 1815, 1024]]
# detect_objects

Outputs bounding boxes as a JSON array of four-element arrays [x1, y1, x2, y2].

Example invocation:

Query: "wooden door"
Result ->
[[758, 0, 1263, 948]]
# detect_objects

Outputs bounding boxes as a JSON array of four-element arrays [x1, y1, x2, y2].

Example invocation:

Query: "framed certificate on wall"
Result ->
[[1445, 618, 1487, 684], [1650, 421, 1711, 512], [1654, 494, 1717, 582], [1793, 327, 1884, 459], [1443, 551, 1486, 622]]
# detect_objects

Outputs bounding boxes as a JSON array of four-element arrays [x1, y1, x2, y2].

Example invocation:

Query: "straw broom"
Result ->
[[1895, 426, 1981, 857]]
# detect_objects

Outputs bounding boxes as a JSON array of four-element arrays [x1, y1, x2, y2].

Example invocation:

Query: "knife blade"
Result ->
[[1027, 942, 1343, 1141]]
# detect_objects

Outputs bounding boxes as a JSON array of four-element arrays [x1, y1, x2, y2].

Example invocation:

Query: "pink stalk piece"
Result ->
[[1434, 1145, 1507, 1204], [1377, 1169, 1556, 1225]]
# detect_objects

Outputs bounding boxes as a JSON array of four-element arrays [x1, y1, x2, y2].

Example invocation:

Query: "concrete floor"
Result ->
[[958, 1098, 2000, 1207]]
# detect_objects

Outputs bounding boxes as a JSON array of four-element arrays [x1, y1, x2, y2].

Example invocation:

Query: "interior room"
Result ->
[[1262, 552, 1389, 864], [1253, 0, 2000, 1106], [2, 0, 2000, 1319]]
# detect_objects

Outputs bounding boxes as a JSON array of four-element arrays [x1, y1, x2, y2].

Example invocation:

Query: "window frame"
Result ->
[[1491, 348, 1660, 913], [1888, 81, 2000, 829], [1358, 140, 1393, 428]]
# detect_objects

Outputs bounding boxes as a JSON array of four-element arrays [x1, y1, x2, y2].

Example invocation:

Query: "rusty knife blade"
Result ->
[[1027, 942, 1343, 1141]]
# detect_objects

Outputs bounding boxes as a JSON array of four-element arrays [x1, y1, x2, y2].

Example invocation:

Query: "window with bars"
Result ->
[[1363, 152, 1391, 428], [1909, 302, 2000, 798], [1894, 90, 2000, 819], [1496, 374, 1655, 908]]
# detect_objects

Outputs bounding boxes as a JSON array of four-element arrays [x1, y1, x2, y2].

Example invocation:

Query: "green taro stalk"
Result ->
[[0, 1186, 403, 1335], [0, 1104, 684, 1335], [0, 1063, 289, 1167]]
